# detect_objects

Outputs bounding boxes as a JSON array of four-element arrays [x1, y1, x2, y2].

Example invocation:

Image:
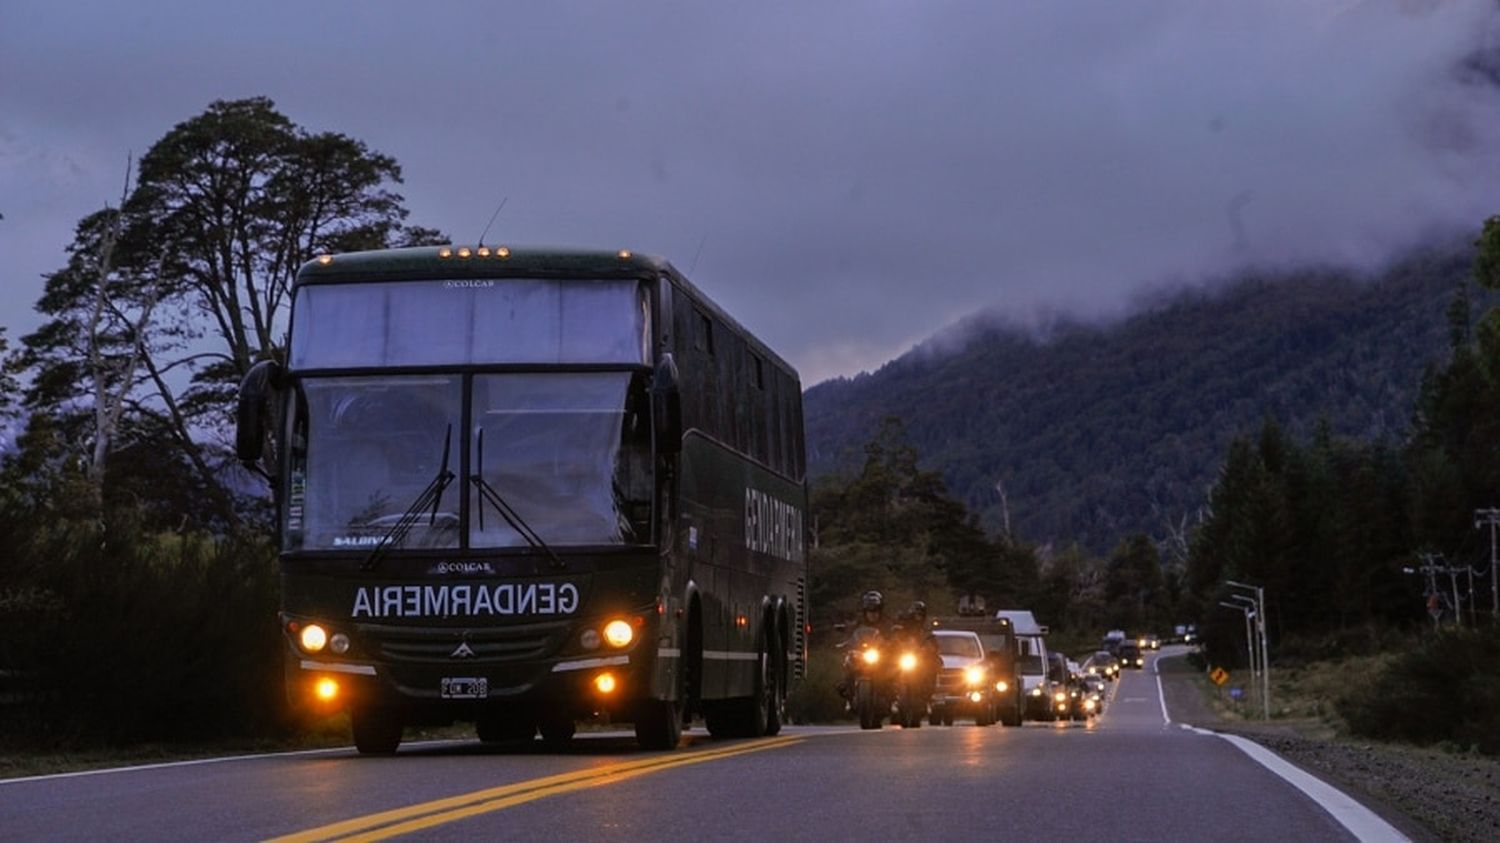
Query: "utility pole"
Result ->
[[1231, 593, 1261, 712], [1476, 508, 1500, 623]]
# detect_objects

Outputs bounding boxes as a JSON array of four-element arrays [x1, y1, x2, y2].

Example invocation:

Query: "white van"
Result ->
[[993, 610, 1055, 721]]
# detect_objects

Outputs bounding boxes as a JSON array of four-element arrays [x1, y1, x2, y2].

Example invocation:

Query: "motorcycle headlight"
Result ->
[[964, 666, 985, 685], [862, 648, 880, 665], [1030, 687, 1042, 697], [995, 681, 1009, 693], [1054, 691, 1067, 702], [899, 652, 918, 672]]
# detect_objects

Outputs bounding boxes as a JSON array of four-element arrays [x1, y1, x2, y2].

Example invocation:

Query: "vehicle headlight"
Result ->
[[329, 633, 351, 655], [899, 652, 918, 672], [1054, 691, 1067, 702], [862, 648, 880, 665], [1084, 699, 1097, 711], [964, 666, 985, 685], [1030, 687, 1042, 697], [969, 691, 983, 703], [298, 624, 328, 653], [995, 681, 1009, 693], [603, 619, 634, 648]]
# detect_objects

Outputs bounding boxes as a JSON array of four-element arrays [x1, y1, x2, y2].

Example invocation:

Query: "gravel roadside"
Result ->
[[1157, 654, 1500, 842]]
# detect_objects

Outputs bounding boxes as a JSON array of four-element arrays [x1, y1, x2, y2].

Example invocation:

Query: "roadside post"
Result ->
[[1476, 508, 1500, 625]]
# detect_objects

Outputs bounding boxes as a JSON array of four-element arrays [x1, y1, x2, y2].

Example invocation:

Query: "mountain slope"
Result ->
[[804, 245, 1475, 552]]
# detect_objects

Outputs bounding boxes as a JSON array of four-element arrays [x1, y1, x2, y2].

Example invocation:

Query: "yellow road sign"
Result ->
[[1209, 667, 1229, 686]]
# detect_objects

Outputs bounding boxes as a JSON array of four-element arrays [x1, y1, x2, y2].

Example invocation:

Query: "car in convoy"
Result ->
[[1118, 642, 1144, 669], [995, 610, 1056, 721], [933, 614, 1023, 726], [1137, 633, 1161, 651], [1082, 650, 1119, 681], [930, 630, 996, 726], [1080, 673, 1107, 714]]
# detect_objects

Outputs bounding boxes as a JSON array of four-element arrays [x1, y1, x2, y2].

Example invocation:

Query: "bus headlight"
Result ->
[[299, 624, 328, 653], [964, 666, 985, 685], [603, 619, 634, 648], [580, 629, 601, 650], [329, 633, 351, 655]]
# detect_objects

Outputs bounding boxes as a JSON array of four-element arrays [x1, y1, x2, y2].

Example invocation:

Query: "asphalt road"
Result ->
[[1, 647, 1400, 842]]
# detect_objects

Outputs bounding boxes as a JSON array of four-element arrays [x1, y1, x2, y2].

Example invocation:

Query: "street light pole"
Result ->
[[1477, 508, 1500, 623], [1227, 580, 1269, 721], [1219, 601, 1255, 712], [1230, 594, 1260, 711]]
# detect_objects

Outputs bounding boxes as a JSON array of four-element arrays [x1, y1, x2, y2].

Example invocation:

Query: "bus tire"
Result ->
[[635, 698, 684, 749], [763, 626, 785, 737], [351, 707, 403, 755]]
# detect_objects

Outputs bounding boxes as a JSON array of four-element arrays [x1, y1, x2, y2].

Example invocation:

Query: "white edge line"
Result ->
[[0, 739, 472, 786], [1153, 656, 1171, 725], [1215, 733, 1411, 843]]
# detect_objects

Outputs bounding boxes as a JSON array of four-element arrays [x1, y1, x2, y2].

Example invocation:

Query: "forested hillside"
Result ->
[[805, 244, 1477, 552]]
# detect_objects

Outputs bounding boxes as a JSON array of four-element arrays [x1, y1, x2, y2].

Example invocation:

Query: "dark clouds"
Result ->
[[3, 1, 1499, 384]]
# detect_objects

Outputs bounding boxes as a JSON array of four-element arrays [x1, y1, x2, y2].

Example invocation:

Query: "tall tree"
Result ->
[[18, 97, 443, 525]]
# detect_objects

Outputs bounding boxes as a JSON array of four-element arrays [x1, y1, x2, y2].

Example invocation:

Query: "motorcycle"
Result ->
[[892, 649, 929, 728], [842, 629, 890, 730]]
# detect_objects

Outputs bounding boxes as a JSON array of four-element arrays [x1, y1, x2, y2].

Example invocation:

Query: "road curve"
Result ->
[[0, 647, 1402, 841]]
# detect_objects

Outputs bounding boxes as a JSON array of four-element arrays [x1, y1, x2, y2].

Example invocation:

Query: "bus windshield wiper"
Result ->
[[360, 425, 455, 572], [470, 428, 565, 570]]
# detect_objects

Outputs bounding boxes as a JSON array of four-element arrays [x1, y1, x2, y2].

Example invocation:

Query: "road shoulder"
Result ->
[[1156, 653, 1496, 843]]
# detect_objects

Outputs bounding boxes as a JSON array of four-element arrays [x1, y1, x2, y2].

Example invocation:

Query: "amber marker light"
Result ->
[[438, 247, 453, 258], [316, 254, 333, 265], [617, 249, 632, 259], [477, 246, 491, 257], [457, 247, 472, 258], [594, 673, 617, 694], [603, 619, 634, 648], [299, 624, 328, 653], [496, 246, 511, 258], [315, 678, 339, 702]]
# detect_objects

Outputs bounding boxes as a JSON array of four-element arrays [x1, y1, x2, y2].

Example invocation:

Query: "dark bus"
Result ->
[[236, 245, 808, 753]]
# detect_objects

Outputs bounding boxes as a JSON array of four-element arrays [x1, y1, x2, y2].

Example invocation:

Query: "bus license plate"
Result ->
[[441, 677, 488, 699]]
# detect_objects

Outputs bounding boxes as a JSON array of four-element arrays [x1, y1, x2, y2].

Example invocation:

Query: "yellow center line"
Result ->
[[267, 736, 801, 843]]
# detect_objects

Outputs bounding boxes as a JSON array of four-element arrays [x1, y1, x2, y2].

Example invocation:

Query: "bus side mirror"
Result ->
[[651, 354, 682, 456], [236, 359, 284, 464]]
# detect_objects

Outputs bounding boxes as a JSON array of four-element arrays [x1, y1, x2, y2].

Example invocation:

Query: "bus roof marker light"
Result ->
[[477, 246, 491, 257], [496, 246, 511, 258], [457, 247, 472, 259], [618, 249, 632, 259], [438, 247, 453, 259], [316, 254, 333, 265]]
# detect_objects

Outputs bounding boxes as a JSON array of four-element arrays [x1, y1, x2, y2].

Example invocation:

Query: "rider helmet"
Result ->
[[909, 601, 927, 622], [860, 590, 884, 613]]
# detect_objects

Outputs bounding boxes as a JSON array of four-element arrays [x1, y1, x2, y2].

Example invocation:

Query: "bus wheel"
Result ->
[[762, 628, 785, 737], [538, 716, 576, 747], [351, 707, 403, 755], [634, 697, 684, 749]]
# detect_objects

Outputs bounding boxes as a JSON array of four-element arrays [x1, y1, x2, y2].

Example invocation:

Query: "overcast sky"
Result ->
[[4, 1, 1500, 385]]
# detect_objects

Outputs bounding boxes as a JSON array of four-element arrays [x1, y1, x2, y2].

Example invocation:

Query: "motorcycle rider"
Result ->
[[838, 590, 889, 705], [895, 601, 941, 706]]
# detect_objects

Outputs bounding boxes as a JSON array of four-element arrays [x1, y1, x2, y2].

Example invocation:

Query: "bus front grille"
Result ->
[[358, 620, 570, 664]]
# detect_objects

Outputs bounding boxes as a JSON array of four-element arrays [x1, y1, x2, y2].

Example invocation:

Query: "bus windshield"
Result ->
[[470, 371, 651, 548], [283, 371, 653, 552], [290, 375, 464, 552]]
